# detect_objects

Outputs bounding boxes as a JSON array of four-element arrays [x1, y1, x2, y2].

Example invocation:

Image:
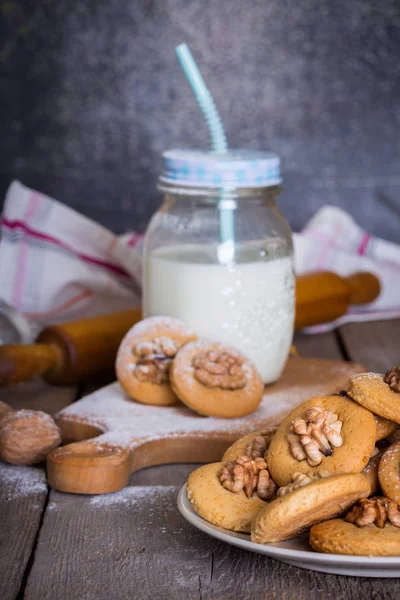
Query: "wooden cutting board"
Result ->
[[47, 357, 364, 495]]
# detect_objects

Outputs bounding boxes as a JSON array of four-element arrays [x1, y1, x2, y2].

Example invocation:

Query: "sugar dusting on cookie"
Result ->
[[351, 372, 384, 381]]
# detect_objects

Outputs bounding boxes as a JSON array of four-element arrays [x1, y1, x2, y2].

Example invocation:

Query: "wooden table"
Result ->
[[1, 320, 400, 600]]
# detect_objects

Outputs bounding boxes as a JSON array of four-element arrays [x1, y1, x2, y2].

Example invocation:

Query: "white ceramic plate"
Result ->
[[178, 485, 400, 577]]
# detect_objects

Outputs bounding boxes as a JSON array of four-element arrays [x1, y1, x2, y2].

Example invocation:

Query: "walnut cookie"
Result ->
[[170, 339, 264, 418], [266, 395, 376, 487], [116, 316, 197, 406], [187, 457, 276, 532], [251, 472, 370, 543], [221, 429, 277, 462], [310, 496, 400, 556], [347, 367, 400, 424]]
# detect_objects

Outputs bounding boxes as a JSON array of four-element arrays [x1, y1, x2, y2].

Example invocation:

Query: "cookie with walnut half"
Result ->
[[309, 496, 400, 556], [221, 429, 277, 462], [115, 316, 197, 406], [347, 367, 400, 424], [170, 339, 264, 418], [187, 457, 276, 532], [266, 395, 376, 487]]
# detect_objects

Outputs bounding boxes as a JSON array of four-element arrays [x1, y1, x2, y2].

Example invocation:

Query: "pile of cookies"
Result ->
[[116, 316, 264, 418], [187, 367, 400, 556]]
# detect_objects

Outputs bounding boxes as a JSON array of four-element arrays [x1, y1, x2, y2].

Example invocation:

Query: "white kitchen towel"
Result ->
[[294, 205, 400, 331], [0, 181, 143, 332], [0, 180, 399, 333]]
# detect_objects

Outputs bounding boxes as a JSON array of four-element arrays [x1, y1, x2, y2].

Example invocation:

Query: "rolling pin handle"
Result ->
[[0, 344, 61, 386], [345, 272, 381, 305]]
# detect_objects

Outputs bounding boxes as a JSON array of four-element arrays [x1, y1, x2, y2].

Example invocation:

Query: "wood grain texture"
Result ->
[[1, 379, 76, 415], [339, 319, 400, 372], [24, 486, 400, 600], [0, 462, 48, 600]]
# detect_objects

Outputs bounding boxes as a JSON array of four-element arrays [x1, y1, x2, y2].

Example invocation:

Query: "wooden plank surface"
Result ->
[[0, 462, 48, 600], [0, 382, 75, 600], [24, 486, 400, 600], [339, 319, 400, 372]]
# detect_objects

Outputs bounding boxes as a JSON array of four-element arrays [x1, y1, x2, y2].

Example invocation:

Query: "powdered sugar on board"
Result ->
[[57, 358, 364, 449]]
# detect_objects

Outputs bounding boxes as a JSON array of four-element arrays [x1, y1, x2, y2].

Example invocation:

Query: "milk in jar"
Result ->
[[144, 244, 295, 384]]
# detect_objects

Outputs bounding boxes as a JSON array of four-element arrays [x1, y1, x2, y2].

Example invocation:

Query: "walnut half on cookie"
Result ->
[[170, 339, 264, 418], [219, 455, 276, 500], [288, 407, 343, 467], [222, 429, 277, 463], [116, 316, 197, 406]]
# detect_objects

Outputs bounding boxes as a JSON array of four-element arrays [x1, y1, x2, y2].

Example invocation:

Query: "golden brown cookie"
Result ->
[[116, 316, 196, 406], [379, 442, 400, 504], [375, 414, 399, 441], [310, 519, 400, 556], [187, 462, 269, 532], [251, 473, 369, 543], [310, 496, 400, 556], [170, 340, 264, 418], [221, 429, 276, 462], [266, 395, 376, 487], [347, 370, 400, 424]]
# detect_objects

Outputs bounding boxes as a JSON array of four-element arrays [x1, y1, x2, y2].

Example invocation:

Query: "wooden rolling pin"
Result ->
[[0, 271, 380, 386]]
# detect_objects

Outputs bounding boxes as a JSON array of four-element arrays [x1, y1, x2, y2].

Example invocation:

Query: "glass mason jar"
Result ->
[[143, 150, 295, 384]]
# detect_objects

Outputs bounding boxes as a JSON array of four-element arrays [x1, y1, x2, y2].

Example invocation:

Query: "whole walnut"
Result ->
[[0, 401, 13, 423], [0, 409, 61, 465]]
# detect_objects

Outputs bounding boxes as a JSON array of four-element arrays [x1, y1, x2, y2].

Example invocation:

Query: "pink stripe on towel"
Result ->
[[357, 233, 370, 256], [3, 217, 131, 279], [12, 192, 41, 309]]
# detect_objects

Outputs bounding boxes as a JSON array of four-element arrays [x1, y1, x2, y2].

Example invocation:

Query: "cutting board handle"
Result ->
[[47, 441, 133, 495]]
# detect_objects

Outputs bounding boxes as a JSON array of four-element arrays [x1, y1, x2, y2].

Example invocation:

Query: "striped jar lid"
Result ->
[[159, 149, 281, 189]]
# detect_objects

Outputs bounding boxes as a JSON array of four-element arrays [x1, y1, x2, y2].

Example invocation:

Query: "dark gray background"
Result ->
[[1, 0, 400, 240]]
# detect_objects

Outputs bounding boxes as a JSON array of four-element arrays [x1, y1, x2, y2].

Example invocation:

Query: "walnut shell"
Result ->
[[0, 401, 13, 423], [0, 409, 61, 465]]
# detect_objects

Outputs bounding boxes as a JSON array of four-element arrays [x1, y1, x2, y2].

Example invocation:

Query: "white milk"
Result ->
[[143, 245, 295, 383]]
